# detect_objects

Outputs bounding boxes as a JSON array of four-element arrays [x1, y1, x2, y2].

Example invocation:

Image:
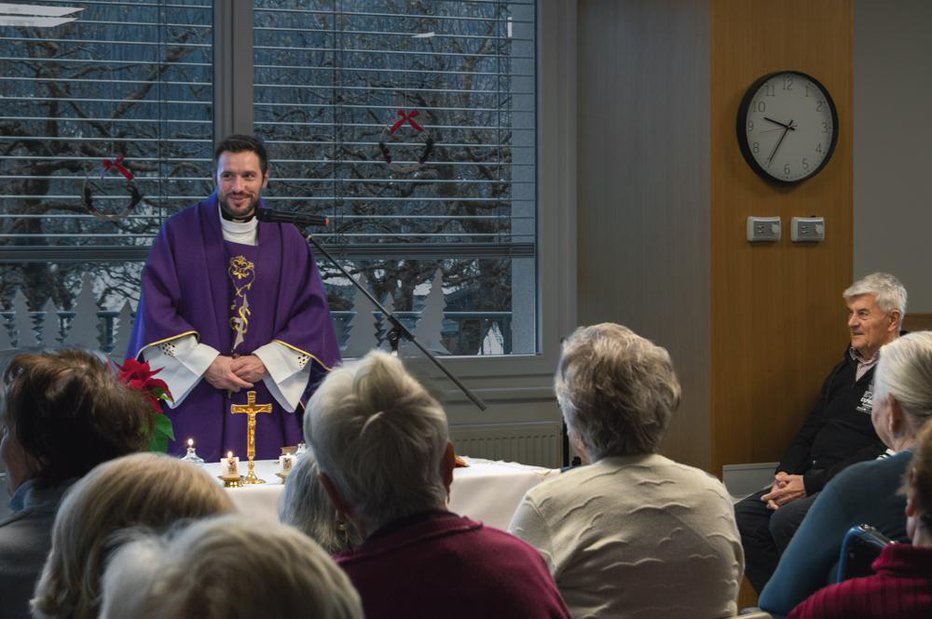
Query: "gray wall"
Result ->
[[855, 0, 932, 311], [576, 0, 711, 469]]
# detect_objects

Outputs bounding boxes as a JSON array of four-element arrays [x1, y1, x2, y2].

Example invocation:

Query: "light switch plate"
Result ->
[[791, 217, 825, 242], [747, 216, 781, 242]]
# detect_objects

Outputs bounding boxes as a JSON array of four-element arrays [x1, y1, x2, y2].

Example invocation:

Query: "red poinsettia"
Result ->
[[115, 358, 175, 452]]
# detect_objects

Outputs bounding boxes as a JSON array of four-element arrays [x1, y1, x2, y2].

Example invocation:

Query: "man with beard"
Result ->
[[129, 135, 340, 461]]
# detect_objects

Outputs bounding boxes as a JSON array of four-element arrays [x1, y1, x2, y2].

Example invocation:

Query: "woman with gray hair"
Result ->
[[279, 450, 361, 553], [509, 323, 744, 619], [760, 331, 932, 616], [99, 515, 363, 619], [306, 349, 570, 619]]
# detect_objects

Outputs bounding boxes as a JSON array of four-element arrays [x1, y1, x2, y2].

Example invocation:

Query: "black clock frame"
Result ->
[[736, 70, 839, 185]]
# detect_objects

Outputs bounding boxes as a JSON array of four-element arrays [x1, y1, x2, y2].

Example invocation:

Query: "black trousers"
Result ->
[[735, 488, 820, 593]]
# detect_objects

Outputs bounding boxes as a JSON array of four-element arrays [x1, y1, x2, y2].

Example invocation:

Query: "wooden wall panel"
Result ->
[[710, 0, 854, 475]]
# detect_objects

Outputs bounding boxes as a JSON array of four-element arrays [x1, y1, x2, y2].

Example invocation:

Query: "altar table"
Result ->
[[204, 457, 558, 531]]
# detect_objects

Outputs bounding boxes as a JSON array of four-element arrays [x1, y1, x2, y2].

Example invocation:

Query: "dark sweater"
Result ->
[[777, 350, 886, 493]]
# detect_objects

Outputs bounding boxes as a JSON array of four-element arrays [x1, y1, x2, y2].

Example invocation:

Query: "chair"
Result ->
[[835, 524, 894, 581]]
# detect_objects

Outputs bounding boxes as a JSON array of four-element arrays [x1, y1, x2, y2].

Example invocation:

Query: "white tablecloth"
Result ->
[[204, 457, 558, 531]]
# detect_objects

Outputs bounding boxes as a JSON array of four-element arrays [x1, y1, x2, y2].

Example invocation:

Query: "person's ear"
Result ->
[[261, 167, 270, 190], [888, 396, 905, 437], [319, 471, 353, 519], [888, 309, 901, 332]]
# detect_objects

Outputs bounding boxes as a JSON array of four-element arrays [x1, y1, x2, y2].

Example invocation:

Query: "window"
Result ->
[[0, 0, 536, 357]]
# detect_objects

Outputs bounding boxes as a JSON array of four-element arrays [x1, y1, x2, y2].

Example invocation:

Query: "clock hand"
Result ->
[[768, 127, 790, 167], [764, 116, 791, 129], [766, 120, 797, 167]]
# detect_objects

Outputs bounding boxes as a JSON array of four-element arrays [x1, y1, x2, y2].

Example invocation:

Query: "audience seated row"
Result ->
[[3, 321, 930, 618]]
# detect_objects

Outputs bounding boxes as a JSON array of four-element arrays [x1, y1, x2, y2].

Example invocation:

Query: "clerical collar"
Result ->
[[220, 208, 255, 223], [220, 210, 258, 246]]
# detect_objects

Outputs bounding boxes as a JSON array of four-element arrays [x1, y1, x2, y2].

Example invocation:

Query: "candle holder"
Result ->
[[218, 474, 243, 488], [180, 442, 205, 466]]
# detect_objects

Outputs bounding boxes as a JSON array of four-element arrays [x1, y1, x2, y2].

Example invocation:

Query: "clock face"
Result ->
[[737, 71, 838, 184]]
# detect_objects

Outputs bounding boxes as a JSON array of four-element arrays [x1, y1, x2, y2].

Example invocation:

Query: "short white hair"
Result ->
[[873, 331, 932, 431], [555, 323, 681, 459], [99, 515, 363, 619], [843, 272, 907, 323], [305, 350, 449, 533]]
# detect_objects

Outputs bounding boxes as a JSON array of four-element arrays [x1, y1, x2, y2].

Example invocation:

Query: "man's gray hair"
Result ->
[[843, 272, 907, 321], [304, 350, 449, 533], [873, 331, 932, 431], [99, 515, 363, 619], [555, 323, 681, 460]]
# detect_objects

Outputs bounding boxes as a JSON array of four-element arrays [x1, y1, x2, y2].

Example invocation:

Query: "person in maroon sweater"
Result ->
[[304, 349, 570, 619], [789, 335, 932, 619]]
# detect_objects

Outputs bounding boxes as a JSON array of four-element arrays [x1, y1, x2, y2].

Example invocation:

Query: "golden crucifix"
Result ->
[[231, 390, 272, 484]]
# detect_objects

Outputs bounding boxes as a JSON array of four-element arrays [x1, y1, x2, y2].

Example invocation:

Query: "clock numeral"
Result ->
[[821, 122, 828, 133], [783, 76, 794, 91], [805, 83, 810, 98], [802, 158, 810, 171], [752, 142, 759, 154], [747, 119, 754, 132], [816, 143, 823, 154], [764, 84, 775, 97], [784, 163, 791, 176], [756, 101, 766, 113], [816, 100, 825, 112]]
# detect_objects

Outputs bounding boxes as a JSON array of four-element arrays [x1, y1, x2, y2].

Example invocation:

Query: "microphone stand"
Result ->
[[302, 231, 487, 411]]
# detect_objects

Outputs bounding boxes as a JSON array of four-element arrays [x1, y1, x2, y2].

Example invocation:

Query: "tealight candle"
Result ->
[[221, 451, 240, 477]]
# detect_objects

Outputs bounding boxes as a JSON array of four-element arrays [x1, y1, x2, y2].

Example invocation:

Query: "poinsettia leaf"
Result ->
[[152, 413, 175, 440], [149, 386, 169, 399], [148, 434, 169, 453]]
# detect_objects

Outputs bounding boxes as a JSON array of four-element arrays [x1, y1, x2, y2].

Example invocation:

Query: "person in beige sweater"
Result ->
[[510, 323, 744, 619]]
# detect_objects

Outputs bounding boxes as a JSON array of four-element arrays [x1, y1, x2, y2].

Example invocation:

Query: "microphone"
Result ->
[[256, 208, 328, 227]]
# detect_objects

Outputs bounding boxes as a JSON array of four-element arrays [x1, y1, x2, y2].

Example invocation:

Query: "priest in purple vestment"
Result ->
[[128, 135, 341, 461]]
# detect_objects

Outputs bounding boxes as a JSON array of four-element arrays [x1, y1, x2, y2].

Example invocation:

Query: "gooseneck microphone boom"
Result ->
[[256, 208, 328, 227]]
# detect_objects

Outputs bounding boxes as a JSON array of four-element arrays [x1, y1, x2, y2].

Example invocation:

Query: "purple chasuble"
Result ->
[[128, 194, 341, 461]]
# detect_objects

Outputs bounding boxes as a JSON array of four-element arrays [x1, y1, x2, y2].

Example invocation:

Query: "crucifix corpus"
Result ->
[[231, 390, 272, 484]]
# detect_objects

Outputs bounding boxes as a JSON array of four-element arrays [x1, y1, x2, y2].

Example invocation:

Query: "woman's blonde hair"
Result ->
[[31, 453, 234, 619]]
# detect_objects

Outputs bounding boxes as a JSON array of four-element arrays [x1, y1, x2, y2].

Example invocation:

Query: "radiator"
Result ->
[[450, 423, 563, 468]]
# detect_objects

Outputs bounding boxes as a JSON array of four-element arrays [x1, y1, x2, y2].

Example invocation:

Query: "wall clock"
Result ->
[[737, 70, 838, 184]]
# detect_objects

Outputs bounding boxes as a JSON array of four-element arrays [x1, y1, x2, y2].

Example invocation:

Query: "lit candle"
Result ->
[[187, 438, 194, 449], [221, 451, 240, 477]]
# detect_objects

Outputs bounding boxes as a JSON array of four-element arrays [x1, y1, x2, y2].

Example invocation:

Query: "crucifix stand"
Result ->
[[231, 390, 272, 484]]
